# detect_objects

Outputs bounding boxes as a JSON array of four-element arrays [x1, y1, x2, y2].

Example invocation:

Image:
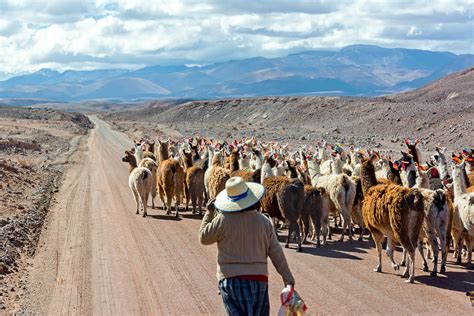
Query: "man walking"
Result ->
[[199, 177, 295, 315]]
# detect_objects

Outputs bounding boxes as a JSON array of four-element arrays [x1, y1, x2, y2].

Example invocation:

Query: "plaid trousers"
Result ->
[[218, 278, 270, 316]]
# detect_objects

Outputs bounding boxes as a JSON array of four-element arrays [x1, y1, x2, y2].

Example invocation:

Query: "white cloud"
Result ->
[[0, 0, 472, 77]]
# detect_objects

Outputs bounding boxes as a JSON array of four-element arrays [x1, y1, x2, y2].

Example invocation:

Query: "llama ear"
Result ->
[[415, 139, 420, 145]]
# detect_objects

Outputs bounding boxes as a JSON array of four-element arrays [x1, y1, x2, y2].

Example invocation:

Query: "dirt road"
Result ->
[[22, 116, 473, 314]]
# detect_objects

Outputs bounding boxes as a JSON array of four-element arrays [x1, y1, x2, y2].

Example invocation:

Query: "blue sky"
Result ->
[[0, 0, 472, 78]]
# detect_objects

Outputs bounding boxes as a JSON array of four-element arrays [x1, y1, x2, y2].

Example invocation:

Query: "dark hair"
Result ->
[[238, 200, 261, 213]]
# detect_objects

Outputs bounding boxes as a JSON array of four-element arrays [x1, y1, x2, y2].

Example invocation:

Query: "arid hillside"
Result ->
[[0, 106, 92, 309], [102, 67, 473, 152]]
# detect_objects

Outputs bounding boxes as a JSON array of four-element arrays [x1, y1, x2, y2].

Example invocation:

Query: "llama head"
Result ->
[[122, 150, 136, 165], [400, 151, 415, 171]]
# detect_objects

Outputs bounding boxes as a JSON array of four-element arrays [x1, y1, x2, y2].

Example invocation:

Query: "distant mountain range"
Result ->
[[0, 45, 472, 102]]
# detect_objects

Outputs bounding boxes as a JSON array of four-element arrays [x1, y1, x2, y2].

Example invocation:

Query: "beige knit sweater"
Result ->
[[198, 209, 295, 286]]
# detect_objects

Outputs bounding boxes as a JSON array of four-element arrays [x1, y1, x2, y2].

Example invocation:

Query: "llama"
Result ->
[[361, 157, 425, 283], [433, 147, 450, 181], [207, 151, 233, 199], [157, 140, 184, 217], [405, 139, 422, 165], [261, 155, 277, 184], [122, 150, 138, 174], [351, 176, 366, 241], [412, 168, 449, 275], [138, 157, 158, 209], [122, 151, 153, 217], [128, 167, 153, 217], [307, 155, 321, 187], [181, 150, 205, 215], [134, 141, 144, 165], [231, 148, 261, 183], [451, 161, 474, 267], [315, 173, 356, 242], [300, 185, 329, 247], [331, 154, 344, 175], [249, 149, 264, 170], [261, 176, 305, 251], [203, 145, 216, 199], [400, 152, 417, 188]]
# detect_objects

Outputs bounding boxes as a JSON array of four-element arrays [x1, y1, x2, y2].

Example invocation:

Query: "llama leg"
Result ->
[[417, 240, 429, 273], [294, 221, 302, 252], [386, 238, 399, 271], [400, 247, 407, 267], [339, 209, 352, 242], [371, 230, 384, 272], [285, 222, 291, 249], [455, 238, 462, 264], [438, 224, 448, 273], [428, 234, 440, 276], [406, 250, 416, 283], [358, 226, 365, 241], [132, 188, 140, 215], [197, 191, 203, 216], [191, 191, 197, 215], [314, 213, 322, 248], [158, 185, 166, 211], [184, 185, 190, 212], [467, 237, 473, 269], [166, 193, 172, 215], [141, 190, 148, 217], [300, 217, 309, 244]]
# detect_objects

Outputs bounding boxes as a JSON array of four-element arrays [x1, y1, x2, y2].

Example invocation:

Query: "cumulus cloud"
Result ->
[[0, 0, 472, 77]]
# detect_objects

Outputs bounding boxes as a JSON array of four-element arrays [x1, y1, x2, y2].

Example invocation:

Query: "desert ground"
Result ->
[[0, 68, 473, 314], [0, 114, 470, 314]]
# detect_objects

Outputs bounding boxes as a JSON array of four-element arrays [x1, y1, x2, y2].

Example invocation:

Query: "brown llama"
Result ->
[[300, 185, 328, 247], [361, 157, 425, 283], [207, 150, 239, 199], [181, 150, 205, 215], [261, 176, 305, 252], [157, 140, 184, 217]]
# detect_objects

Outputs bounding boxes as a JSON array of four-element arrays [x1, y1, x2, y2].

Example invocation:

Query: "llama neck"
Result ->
[[183, 156, 193, 169], [438, 160, 449, 180], [332, 159, 343, 174], [158, 147, 169, 163], [414, 173, 430, 189], [261, 162, 274, 184], [230, 154, 240, 172], [308, 160, 320, 182], [128, 158, 137, 174], [254, 152, 263, 170], [134, 146, 143, 163], [361, 160, 378, 195], [452, 170, 466, 198], [208, 149, 214, 166], [466, 162, 473, 174]]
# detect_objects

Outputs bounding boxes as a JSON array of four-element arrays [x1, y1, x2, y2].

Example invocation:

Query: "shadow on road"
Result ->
[[415, 269, 474, 292], [181, 213, 204, 220], [147, 214, 183, 221]]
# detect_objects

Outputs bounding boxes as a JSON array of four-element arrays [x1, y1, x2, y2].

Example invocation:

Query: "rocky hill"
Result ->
[[102, 67, 473, 152]]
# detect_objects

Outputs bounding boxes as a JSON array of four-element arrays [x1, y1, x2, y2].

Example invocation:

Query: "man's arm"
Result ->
[[268, 225, 295, 286], [198, 199, 223, 245]]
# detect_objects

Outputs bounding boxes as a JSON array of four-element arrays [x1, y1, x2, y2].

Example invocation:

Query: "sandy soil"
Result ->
[[17, 116, 474, 314]]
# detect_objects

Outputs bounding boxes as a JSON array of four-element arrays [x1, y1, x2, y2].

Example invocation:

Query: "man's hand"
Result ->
[[206, 198, 217, 213]]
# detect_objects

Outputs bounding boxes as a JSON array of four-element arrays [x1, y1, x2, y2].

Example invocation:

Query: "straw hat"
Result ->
[[214, 177, 265, 212]]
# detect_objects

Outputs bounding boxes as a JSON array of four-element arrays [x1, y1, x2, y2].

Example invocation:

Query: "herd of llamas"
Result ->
[[121, 136, 474, 284]]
